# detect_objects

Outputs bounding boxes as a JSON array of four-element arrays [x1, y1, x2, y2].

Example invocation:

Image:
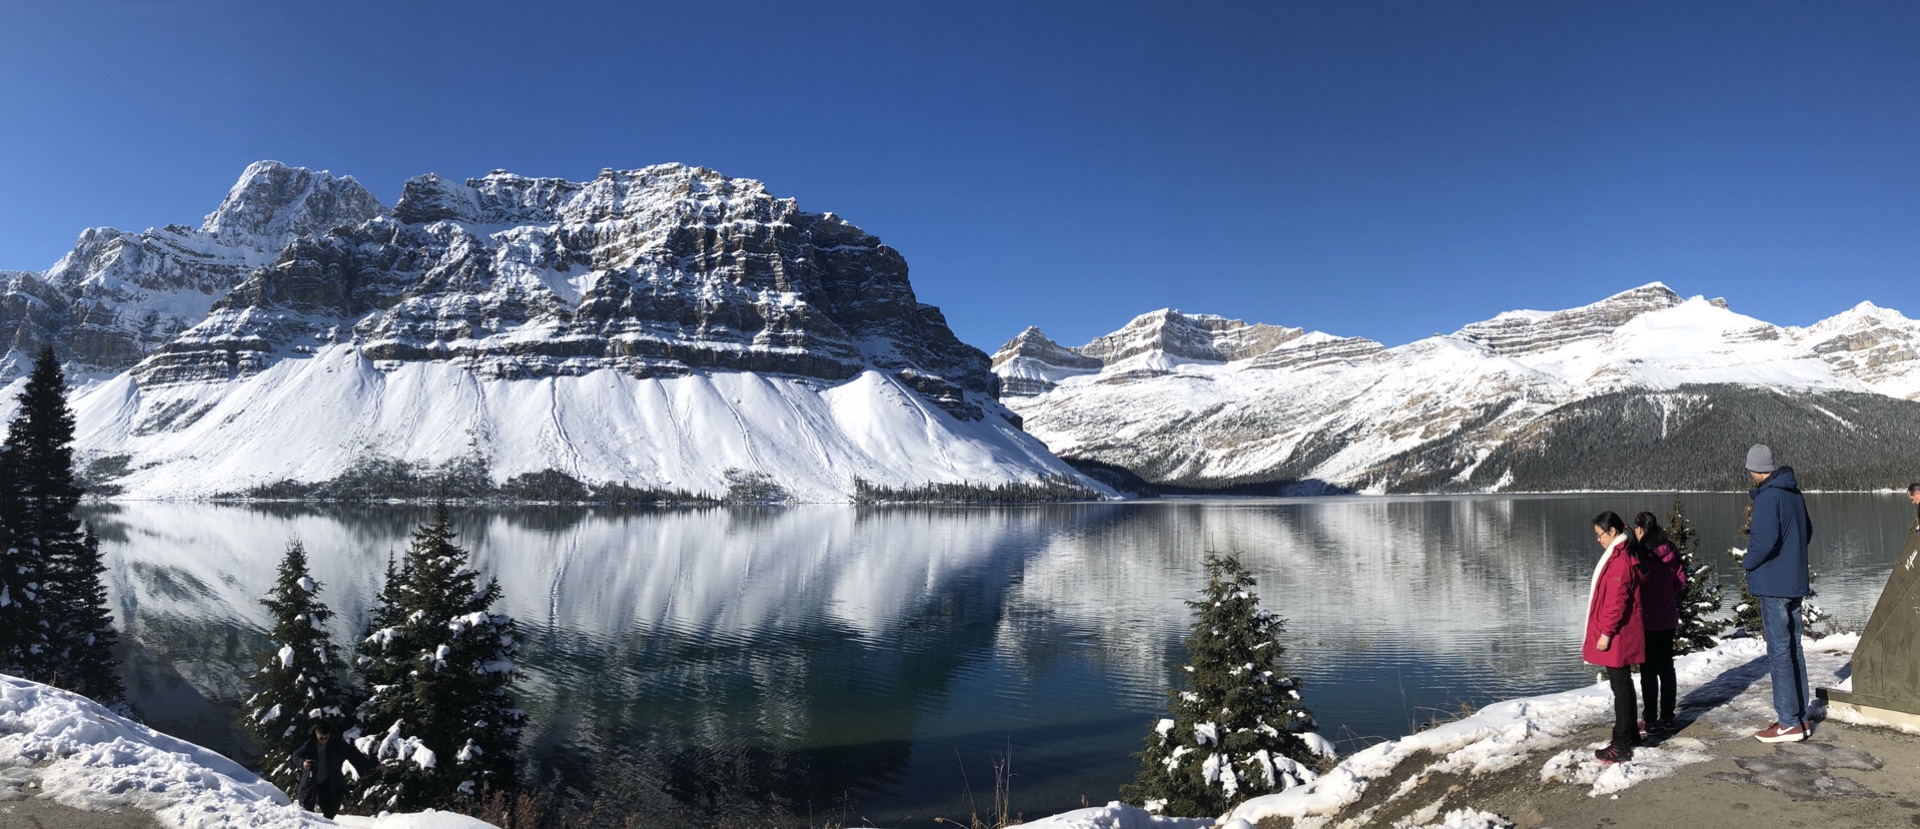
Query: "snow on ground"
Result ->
[[29, 349, 1095, 501], [1019, 801, 1214, 828], [1222, 633, 1858, 828], [0, 673, 500, 829]]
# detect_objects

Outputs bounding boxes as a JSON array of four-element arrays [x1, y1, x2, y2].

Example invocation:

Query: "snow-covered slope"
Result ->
[[0, 672, 498, 829], [997, 285, 1920, 493], [0, 162, 1094, 500]]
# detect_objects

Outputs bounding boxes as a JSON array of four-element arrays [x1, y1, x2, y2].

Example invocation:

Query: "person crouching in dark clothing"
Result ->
[[289, 722, 376, 818]]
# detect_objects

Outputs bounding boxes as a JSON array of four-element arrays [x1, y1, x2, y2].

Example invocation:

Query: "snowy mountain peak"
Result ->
[[1079, 309, 1307, 366], [1455, 283, 1683, 357], [0, 160, 1095, 499], [992, 309, 1383, 397], [998, 284, 1920, 494], [200, 161, 386, 245]]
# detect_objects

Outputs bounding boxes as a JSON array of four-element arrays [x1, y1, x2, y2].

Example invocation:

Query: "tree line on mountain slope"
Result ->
[[1439, 385, 1920, 493], [1069, 384, 1920, 494]]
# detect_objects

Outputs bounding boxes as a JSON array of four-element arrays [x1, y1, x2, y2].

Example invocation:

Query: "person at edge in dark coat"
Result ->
[[1743, 444, 1814, 743], [1585, 511, 1647, 763], [1633, 511, 1686, 736], [1907, 483, 1920, 531], [288, 722, 376, 819]]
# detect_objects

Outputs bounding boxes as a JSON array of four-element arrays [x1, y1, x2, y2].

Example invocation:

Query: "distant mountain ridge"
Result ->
[[995, 285, 1920, 493], [0, 162, 1090, 500]]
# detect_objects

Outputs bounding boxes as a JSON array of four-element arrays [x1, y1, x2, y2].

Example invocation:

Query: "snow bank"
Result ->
[[0, 672, 501, 829], [337, 812, 501, 829], [1224, 634, 1857, 826], [1018, 800, 1214, 828]]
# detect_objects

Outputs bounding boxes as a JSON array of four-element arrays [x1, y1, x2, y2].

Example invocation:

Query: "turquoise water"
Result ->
[[87, 493, 1910, 824]]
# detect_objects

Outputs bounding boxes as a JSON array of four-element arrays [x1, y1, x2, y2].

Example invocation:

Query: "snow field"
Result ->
[[0, 672, 503, 829], [32, 346, 1095, 500]]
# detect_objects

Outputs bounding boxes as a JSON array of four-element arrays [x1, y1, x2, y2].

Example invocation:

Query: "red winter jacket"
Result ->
[[1583, 538, 1647, 668], [1639, 542, 1685, 632]]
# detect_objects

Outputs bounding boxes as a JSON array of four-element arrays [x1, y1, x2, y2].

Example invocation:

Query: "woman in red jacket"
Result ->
[[1585, 511, 1647, 763], [1634, 511, 1686, 735]]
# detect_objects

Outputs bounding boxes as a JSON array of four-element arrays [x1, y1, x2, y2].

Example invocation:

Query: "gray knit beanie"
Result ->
[[1745, 444, 1778, 474]]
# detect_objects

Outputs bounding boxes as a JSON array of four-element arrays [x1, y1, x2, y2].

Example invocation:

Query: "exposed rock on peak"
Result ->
[[992, 310, 1382, 397], [200, 161, 386, 245], [1078, 309, 1306, 366], [991, 327, 1102, 397], [1456, 283, 1684, 356]]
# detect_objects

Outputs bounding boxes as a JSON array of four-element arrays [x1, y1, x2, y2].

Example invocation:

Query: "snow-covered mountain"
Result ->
[[0, 162, 1090, 500], [995, 284, 1920, 493]]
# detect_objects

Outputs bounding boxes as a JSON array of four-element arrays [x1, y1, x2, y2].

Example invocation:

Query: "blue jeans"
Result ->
[[1759, 595, 1810, 726]]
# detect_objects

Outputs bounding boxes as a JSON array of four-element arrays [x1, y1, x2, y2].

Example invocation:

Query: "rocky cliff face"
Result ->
[[127, 164, 997, 420], [1, 161, 385, 380], [0, 162, 1079, 500], [998, 284, 1920, 493], [992, 309, 1385, 397]]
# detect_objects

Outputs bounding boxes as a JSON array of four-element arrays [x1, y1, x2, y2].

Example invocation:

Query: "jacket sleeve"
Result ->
[[1667, 544, 1687, 589], [1598, 553, 1634, 637], [288, 739, 316, 767], [1744, 492, 1782, 572]]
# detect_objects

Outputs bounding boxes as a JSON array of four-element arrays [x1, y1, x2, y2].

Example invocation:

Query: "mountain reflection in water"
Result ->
[[83, 494, 1909, 825]]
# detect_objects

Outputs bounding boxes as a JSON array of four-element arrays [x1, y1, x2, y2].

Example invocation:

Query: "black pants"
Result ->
[[1606, 666, 1638, 748], [301, 784, 343, 819], [1641, 628, 1677, 723]]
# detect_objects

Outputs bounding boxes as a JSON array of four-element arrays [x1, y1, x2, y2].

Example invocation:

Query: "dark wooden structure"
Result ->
[[1818, 518, 1920, 720]]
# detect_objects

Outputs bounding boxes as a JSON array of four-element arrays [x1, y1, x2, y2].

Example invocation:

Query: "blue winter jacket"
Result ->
[[1744, 466, 1812, 598]]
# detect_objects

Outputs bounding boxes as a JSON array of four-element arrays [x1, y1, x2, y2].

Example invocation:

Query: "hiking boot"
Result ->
[[1754, 722, 1808, 743], [1594, 743, 1633, 764]]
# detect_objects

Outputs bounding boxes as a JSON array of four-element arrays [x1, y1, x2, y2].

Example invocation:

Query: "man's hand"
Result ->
[[303, 760, 314, 769]]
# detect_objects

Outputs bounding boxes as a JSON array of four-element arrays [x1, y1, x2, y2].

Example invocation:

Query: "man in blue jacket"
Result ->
[[1743, 444, 1813, 743]]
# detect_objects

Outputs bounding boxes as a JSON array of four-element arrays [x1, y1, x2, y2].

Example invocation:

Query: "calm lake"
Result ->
[[84, 493, 1914, 825]]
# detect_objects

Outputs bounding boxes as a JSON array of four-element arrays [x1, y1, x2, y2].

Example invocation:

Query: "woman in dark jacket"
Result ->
[[1584, 512, 1647, 763], [1634, 512, 1686, 735]]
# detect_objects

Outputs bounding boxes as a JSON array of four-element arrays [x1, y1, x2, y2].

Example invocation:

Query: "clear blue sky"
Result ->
[[3, 1, 1917, 350]]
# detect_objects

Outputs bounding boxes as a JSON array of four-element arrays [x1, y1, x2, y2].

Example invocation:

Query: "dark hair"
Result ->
[[312, 722, 333, 737], [1909, 483, 1920, 496], [1633, 512, 1671, 551], [1593, 512, 1627, 535]]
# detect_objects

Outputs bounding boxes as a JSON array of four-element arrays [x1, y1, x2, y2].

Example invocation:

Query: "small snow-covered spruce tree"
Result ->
[[1728, 502, 1764, 637], [0, 346, 122, 707], [245, 541, 348, 792], [1122, 554, 1333, 817], [1729, 500, 1829, 639], [355, 507, 524, 811], [1665, 499, 1723, 655]]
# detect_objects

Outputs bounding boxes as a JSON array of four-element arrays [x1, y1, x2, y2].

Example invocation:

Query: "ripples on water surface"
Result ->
[[84, 493, 1912, 824]]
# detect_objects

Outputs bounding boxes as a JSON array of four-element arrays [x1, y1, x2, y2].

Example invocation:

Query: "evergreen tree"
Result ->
[[0, 346, 121, 705], [1729, 502, 1764, 637], [1666, 499, 1724, 655], [245, 541, 349, 793], [1122, 554, 1331, 817], [54, 525, 125, 705], [0, 435, 53, 675], [1729, 500, 1829, 638], [355, 507, 524, 810]]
